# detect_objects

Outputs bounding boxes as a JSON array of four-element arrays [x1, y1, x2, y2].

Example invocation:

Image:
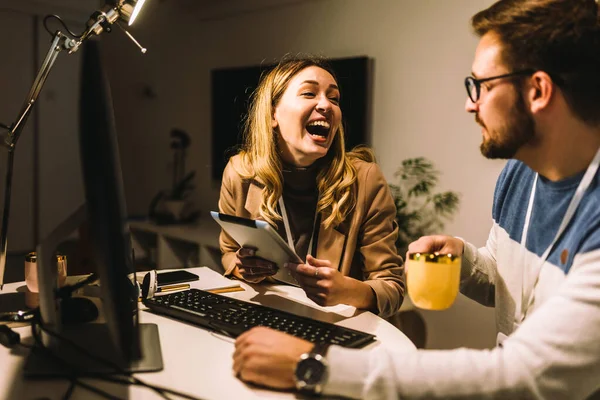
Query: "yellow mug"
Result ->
[[406, 252, 460, 310]]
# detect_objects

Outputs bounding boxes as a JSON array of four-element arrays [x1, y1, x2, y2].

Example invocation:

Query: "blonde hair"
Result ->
[[235, 57, 374, 229]]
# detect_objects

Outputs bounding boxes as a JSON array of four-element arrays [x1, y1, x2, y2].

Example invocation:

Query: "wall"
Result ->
[[0, 1, 96, 253], [36, 18, 86, 244], [102, 0, 501, 349], [0, 0, 101, 21], [0, 9, 36, 252]]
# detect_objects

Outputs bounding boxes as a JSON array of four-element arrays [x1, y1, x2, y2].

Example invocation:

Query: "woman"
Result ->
[[218, 57, 404, 317]]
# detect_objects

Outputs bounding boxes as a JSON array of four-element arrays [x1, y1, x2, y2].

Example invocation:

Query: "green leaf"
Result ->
[[389, 157, 461, 254]]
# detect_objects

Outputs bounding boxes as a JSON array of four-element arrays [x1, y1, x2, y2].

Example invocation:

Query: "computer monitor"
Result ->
[[24, 39, 163, 376]]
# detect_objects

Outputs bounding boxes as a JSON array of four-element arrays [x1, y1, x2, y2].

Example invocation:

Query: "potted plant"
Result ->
[[162, 170, 195, 221], [389, 157, 460, 256], [388, 157, 460, 348], [149, 129, 199, 224], [162, 129, 193, 219]]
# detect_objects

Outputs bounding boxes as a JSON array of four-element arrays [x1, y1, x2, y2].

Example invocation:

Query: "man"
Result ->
[[232, 0, 600, 398]]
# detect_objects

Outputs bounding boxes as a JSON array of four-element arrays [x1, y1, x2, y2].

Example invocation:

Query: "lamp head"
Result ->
[[102, 0, 147, 26], [86, 0, 147, 37], [113, 0, 147, 26]]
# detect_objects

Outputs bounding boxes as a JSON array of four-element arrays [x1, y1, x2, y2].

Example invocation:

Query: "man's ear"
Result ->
[[527, 71, 555, 114]]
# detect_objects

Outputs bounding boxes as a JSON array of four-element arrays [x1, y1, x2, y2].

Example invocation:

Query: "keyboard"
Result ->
[[143, 288, 376, 348]]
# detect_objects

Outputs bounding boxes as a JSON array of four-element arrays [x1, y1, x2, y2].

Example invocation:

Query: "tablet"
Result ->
[[210, 211, 301, 286]]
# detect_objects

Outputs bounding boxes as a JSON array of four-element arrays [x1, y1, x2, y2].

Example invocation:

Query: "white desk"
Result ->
[[0, 267, 416, 400]]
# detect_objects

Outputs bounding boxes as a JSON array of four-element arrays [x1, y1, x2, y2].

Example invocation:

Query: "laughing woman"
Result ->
[[218, 57, 405, 317]]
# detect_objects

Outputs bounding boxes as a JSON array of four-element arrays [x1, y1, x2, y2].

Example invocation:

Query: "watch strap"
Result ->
[[311, 342, 330, 357]]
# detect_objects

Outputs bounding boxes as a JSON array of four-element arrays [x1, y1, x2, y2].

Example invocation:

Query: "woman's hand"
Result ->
[[235, 247, 278, 283], [233, 327, 312, 389], [286, 255, 375, 309]]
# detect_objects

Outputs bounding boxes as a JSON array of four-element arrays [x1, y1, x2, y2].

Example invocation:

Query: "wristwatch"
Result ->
[[294, 342, 330, 395]]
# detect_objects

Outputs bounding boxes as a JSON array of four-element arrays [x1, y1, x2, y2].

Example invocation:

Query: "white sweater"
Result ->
[[323, 160, 600, 399]]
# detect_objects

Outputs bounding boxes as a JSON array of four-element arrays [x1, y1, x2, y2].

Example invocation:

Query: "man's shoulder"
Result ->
[[491, 160, 535, 229], [494, 160, 534, 200], [498, 160, 532, 185]]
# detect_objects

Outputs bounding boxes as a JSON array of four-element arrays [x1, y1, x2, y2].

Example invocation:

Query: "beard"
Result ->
[[478, 93, 536, 159]]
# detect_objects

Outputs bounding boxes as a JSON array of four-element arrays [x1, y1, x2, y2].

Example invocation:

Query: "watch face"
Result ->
[[297, 357, 326, 385]]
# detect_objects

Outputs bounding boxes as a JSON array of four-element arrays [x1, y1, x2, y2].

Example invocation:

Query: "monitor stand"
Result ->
[[23, 322, 163, 377], [25, 203, 164, 377]]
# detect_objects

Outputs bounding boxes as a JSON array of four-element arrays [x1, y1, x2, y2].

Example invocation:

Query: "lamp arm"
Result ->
[[0, 30, 70, 289], [0, 2, 148, 290], [4, 32, 68, 149]]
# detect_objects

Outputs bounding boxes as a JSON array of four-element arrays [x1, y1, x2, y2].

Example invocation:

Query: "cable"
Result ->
[[0, 325, 77, 400], [55, 273, 98, 299], [22, 277, 206, 400], [33, 320, 207, 399], [35, 321, 173, 400], [42, 15, 83, 38], [30, 322, 121, 400], [61, 379, 76, 400], [91, 376, 206, 400], [69, 379, 123, 400], [0, 325, 20, 348], [39, 326, 170, 399], [23, 312, 206, 400]]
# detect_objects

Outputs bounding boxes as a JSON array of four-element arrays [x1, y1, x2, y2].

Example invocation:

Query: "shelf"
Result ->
[[128, 218, 222, 273]]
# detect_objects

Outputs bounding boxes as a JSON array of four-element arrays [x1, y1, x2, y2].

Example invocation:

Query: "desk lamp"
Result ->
[[0, 0, 148, 290]]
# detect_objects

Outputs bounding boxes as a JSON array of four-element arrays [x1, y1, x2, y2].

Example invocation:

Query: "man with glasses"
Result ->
[[232, 1, 600, 398]]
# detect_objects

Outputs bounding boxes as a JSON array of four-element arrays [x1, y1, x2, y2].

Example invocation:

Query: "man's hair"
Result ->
[[472, 0, 600, 125], [235, 55, 374, 229]]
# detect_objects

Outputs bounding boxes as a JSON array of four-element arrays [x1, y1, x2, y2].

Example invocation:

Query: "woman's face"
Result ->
[[272, 66, 342, 167]]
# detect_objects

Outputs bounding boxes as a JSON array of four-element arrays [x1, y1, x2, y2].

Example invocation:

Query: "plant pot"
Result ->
[[163, 199, 186, 222]]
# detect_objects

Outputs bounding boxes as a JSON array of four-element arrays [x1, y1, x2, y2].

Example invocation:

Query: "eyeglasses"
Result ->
[[464, 70, 535, 103]]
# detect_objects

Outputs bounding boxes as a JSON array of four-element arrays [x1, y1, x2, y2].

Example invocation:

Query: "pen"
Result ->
[[208, 287, 245, 294]]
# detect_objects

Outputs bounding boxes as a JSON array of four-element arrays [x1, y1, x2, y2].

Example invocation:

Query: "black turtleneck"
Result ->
[[278, 161, 321, 261]]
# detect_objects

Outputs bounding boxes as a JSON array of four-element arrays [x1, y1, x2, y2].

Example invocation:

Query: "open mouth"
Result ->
[[306, 120, 331, 141]]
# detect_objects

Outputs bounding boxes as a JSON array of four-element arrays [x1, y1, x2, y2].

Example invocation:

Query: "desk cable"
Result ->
[[0, 275, 207, 400], [36, 308, 211, 400]]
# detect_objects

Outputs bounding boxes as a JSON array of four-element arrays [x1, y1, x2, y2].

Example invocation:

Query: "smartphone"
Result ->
[[156, 270, 199, 286]]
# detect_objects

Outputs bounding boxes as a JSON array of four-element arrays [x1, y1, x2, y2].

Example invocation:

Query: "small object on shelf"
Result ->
[[163, 199, 186, 221], [128, 219, 222, 271], [148, 176, 201, 225]]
